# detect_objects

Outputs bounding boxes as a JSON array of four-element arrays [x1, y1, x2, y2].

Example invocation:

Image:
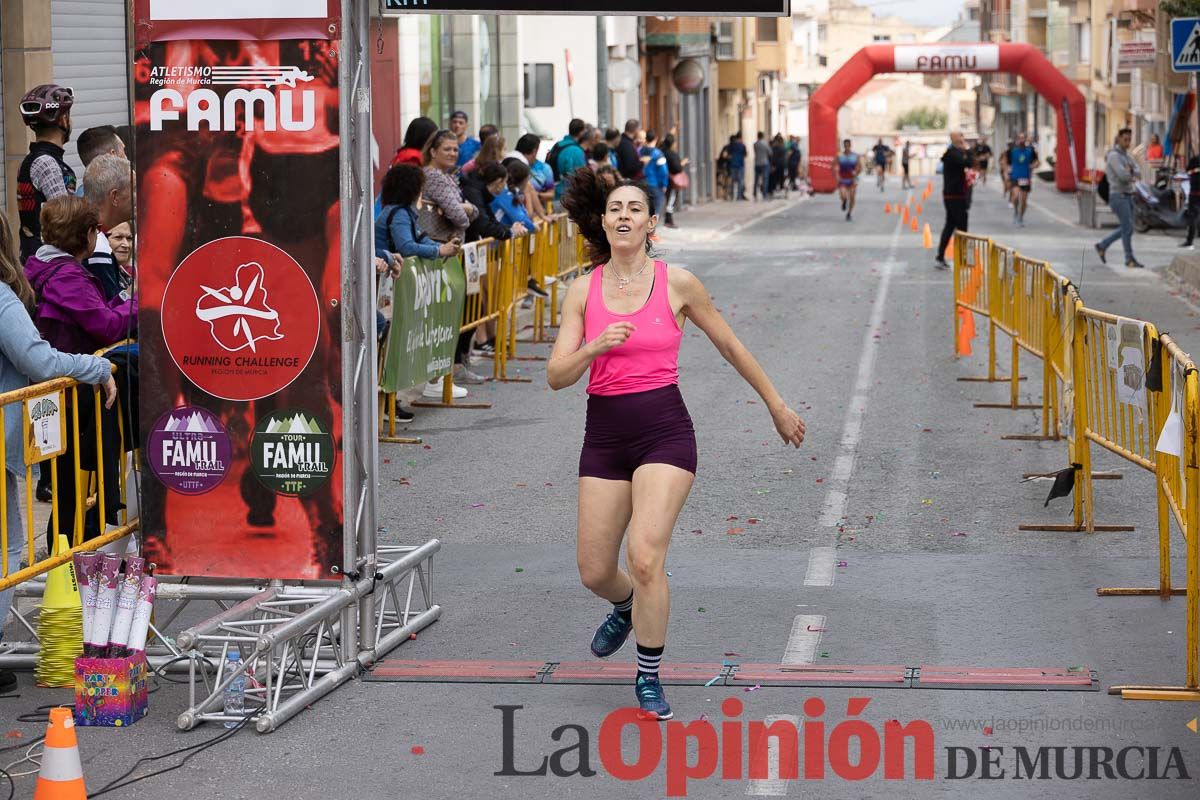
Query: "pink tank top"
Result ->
[[584, 260, 682, 396]]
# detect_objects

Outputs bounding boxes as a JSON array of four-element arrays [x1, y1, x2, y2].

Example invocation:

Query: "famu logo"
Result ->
[[250, 410, 335, 496], [149, 65, 316, 132], [147, 406, 232, 495]]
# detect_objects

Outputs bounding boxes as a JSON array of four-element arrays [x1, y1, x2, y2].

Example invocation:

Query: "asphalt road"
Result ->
[[3, 175, 1200, 799]]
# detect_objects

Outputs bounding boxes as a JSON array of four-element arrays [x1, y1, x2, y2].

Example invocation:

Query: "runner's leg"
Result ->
[[625, 463, 694, 648], [577, 477, 634, 604]]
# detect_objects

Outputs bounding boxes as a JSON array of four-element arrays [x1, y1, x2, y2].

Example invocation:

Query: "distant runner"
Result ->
[[835, 139, 861, 222], [871, 138, 891, 192], [1007, 132, 1039, 226]]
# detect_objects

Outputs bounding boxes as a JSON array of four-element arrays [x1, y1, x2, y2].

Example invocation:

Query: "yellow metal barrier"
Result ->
[[1, 348, 138, 592], [951, 231, 1199, 703], [376, 213, 590, 437]]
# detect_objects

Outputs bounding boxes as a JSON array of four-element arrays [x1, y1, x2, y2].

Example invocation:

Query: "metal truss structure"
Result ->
[[0, 0, 443, 732]]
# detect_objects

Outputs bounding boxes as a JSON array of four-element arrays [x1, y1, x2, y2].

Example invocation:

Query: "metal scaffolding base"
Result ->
[[0, 540, 441, 734]]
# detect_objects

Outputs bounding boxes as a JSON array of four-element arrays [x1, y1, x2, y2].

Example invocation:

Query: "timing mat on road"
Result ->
[[365, 659, 1098, 692]]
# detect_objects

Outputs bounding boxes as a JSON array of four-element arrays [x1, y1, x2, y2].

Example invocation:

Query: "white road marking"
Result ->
[[745, 715, 802, 796], [817, 217, 903, 527], [803, 546, 836, 586], [784, 264, 830, 277], [746, 615, 824, 796], [706, 261, 750, 276]]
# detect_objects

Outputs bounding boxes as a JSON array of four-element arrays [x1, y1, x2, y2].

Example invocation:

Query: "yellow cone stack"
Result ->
[[36, 536, 83, 688]]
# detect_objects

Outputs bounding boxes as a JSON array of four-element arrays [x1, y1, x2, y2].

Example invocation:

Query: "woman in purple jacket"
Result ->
[[23, 196, 135, 550]]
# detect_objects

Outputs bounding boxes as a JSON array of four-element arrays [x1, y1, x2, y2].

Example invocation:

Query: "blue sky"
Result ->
[[861, 0, 966, 27]]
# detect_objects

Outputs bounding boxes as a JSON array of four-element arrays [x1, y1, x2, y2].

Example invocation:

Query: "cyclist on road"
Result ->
[[835, 139, 862, 222], [553, 170, 805, 722]]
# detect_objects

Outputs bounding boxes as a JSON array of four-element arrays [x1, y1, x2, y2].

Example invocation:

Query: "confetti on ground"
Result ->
[[724, 652, 740, 657], [922, 499, 933, 505], [4, 731, 21, 740], [951, 531, 968, 537], [753, 488, 771, 495], [836, 560, 848, 567], [382, 458, 391, 464], [922, 428, 933, 433], [704, 676, 721, 687], [423, 444, 432, 450], [407, 460, 417, 467], [726, 515, 739, 521], [691, 529, 703, 534], [748, 518, 762, 524], [394, 478, 411, 486], [411, 746, 425, 755], [781, 468, 794, 474], [983, 727, 993, 736], [471, 503, 485, 508], [698, 607, 707, 612], [515, 568, 524, 572], [816, 478, 824, 484], [744, 684, 761, 692], [819, 651, 830, 658], [515, 483, 527, 488], [727, 528, 745, 535]]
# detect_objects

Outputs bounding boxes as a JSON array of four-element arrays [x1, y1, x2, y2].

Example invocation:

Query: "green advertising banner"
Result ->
[[381, 255, 466, 393]]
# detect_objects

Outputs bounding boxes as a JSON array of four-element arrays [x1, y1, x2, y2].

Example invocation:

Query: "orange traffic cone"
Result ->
[[915, 202, 923, 215], [884, 202, 892, 213], [922, 223, 932, 248], [910, 216, 919, 232], [901, 206, 910, 224], [956, 307, 976, 356], [944, 239, 954, 262], [33, 709, 86, 799]]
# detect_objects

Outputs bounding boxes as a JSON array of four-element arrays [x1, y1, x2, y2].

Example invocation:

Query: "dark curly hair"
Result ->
[[380, 163, 425, 207], [560, 168, 655, 267]]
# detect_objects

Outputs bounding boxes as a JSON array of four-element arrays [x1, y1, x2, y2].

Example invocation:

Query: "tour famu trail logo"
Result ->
[[147, 406, 232, 495], [196, 262, 282, 353], [251, 410, 335, 496]]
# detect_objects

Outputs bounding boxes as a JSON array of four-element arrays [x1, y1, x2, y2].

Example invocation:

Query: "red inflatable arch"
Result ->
[[809, 42, 1086, 193]]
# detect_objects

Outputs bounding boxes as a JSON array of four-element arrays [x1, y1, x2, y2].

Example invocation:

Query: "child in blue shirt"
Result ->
[[491, 159, 537, 232]]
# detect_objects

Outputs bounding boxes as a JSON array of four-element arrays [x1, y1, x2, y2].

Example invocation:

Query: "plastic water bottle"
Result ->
[[223, 650, 246, 728]]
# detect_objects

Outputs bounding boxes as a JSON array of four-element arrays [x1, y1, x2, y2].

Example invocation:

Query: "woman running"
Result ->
[[551, 171, 806, 720]]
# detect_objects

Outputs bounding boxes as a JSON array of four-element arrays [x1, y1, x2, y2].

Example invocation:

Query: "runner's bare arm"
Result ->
[[674, 268, 805, 447], [547, 274, 602, 390]]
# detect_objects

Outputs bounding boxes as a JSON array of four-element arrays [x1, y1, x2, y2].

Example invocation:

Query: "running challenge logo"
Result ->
[[148, 64, 316, 132], [162, 237, 320, 402], [495, 699, 1191, 796]]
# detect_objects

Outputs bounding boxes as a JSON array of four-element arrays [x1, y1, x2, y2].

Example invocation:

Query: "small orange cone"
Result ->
[[910, 216, 919, 232], [33, 709, 86, 799], [922, 223, 932, 248], [944, 239, 954, 262], [915, 202, 923, 215], [956, 307, 976, 356], [901, 206, 910, 224], [884, 202, 892, 213]]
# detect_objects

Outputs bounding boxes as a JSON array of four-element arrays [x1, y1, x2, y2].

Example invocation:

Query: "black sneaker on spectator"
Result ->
[[476, 339, 495, 355], [1125, 259, 1145, 269], [527, 278, 550, 299], [36, 484, 52, 503], [394, 407, 415, 422]]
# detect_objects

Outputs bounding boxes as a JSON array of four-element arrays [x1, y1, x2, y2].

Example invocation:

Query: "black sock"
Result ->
[[613, 590, 633, 622], [636, 643, 664, 680]]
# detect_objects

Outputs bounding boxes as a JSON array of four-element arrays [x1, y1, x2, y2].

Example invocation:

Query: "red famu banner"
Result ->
[[134, 35, 344, 580]]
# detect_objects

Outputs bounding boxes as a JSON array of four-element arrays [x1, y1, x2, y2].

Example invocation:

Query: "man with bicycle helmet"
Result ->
[[16, 84, 77, 262]]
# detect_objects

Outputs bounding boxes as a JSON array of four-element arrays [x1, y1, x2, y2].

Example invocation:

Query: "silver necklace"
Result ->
[[609, 258, 651, 294]]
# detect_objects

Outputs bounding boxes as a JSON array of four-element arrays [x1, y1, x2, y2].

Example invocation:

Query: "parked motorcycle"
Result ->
[[1132, 168, 1188, 232]]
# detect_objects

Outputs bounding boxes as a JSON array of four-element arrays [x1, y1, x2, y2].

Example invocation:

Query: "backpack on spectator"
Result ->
[[546, 140, 582, 181], [1097, 172, 1110, 203]]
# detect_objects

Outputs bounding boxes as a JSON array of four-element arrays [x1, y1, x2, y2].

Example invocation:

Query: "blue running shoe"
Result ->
[[590, 610, 633, 658], [635, 675, 673, 721]]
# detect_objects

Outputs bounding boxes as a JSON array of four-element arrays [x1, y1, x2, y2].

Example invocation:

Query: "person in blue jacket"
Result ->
[[492, 159, 538, 232], [639, 130, 670, 221], [551, 119, 589, 201]]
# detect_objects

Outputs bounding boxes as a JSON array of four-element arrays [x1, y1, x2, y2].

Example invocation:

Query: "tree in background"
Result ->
[[895, 107, 949, 131]]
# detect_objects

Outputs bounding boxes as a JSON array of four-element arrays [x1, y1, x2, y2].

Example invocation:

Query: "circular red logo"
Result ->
[[162, 236, 320, 402]]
